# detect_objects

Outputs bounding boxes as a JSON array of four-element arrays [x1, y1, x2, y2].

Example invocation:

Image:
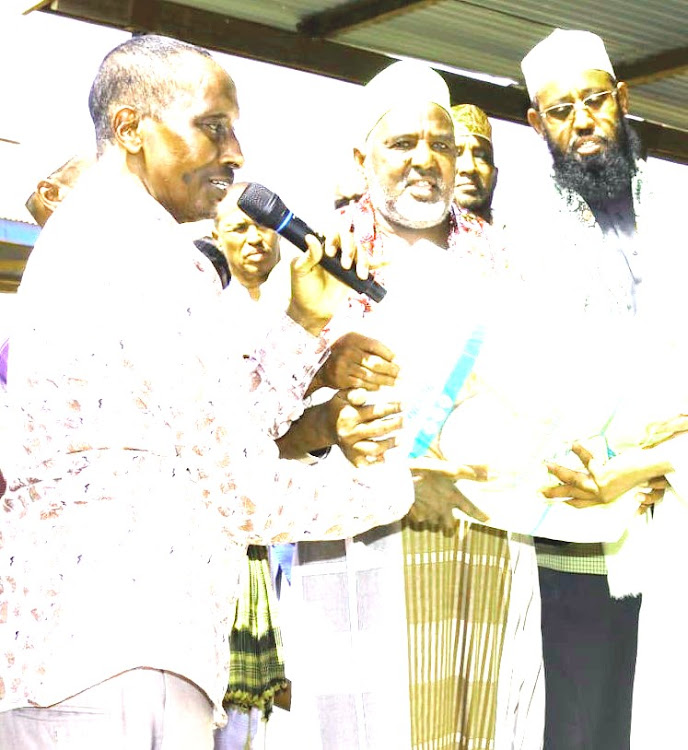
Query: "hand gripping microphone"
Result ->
[[237, 183, 386, 303]]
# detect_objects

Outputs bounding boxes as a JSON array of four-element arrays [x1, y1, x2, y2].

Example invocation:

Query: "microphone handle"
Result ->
[[279, 215, 386, 303]]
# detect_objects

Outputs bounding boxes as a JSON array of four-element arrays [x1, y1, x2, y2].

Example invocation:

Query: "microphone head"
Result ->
[[237, 183, 289, 230]]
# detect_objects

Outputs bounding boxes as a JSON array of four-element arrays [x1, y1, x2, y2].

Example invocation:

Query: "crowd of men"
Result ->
[[0, 25, 686, 750]]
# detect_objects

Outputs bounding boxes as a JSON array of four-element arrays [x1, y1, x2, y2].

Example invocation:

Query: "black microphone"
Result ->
[[237, 183, 386, 303]]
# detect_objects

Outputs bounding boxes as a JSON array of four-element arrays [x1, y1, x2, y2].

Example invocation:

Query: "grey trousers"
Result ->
[[0, 668, 214, 750]]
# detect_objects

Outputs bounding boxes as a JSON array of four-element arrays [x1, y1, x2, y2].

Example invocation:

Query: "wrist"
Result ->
[[323, 397, 342, 447], [638, 444, 674, 478], [286, 301, 331, 337], [305, 369, 323, 397]]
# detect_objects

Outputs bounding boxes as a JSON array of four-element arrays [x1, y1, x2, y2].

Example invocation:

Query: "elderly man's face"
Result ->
[[527, 70, 637, 201], [528, 70, 628, 163], [214, 199, 280, 290], [138, 58, 244, 223], [454, 135, 496, 212], [358, 103, 456, 229]]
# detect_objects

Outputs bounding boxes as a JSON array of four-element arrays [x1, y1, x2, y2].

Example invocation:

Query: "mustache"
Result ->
[[570, 134, 607, 151], [402, 171, 445, 190], [546, 117, 641, 202], [245, 243, 272, 254]]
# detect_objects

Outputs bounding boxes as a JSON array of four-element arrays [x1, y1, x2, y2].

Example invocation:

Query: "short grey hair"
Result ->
[[88, 34, 212, 155]]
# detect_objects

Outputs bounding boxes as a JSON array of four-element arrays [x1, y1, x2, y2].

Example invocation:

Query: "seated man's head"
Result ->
[[213, 183, 280, 295], [522, 29, 639, 202], [25, 155, 94, 227], [354, 61, 456, 235], [88, 34, 244, 223], [450, 104, 497, 221]]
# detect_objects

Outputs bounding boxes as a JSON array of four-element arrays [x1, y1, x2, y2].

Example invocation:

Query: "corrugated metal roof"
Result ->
[[169, 0, 688, 137], [631, 73, 688, 131], [339, 2, 540, 80], [332, 0, 688, 131], [478, 0, 688, 52]]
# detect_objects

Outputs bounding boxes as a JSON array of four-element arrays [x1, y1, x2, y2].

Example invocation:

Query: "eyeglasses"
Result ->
[[539, 89, 616, 123]]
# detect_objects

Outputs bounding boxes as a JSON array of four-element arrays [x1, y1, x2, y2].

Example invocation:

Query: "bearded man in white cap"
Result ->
[[270, 59, 544, 750], [518, 28, 688, 750]]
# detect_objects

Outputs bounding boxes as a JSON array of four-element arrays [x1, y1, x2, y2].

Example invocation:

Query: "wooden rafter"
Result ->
[[616, 45, 688, 86]]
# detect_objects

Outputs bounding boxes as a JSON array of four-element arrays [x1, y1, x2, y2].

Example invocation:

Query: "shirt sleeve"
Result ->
[[239, 314, 330, 440], [187, 317, 413, 545], [197, 418, 414, 545]]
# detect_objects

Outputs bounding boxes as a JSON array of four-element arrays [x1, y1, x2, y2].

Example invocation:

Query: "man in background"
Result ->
[[24, 155, 94, 228], [0, 154, 93, 390], [213, 183, 283, 308], [211, 183, 407, 749], [208, 185, 288, 750], [1, 153, 93, 489], [451, 103, 498, 224]]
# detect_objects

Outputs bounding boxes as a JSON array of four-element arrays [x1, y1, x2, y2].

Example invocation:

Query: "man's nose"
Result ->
[[571, 102, 595, 132], [246, 223, 261, 244], [220, 129, 244, 169], [456, 151, 477, 174], [410, 139, 435, 168]]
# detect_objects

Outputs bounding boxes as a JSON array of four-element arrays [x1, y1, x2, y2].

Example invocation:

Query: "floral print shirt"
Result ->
[[0, 167, 413, 724]]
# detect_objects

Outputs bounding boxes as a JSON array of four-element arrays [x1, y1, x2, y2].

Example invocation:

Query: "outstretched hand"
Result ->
[[332, 388, 402, 467], [542, 441, 671, 509], [408, 456, 489, 529], [309, 332, 399, 394], [277, 388, 402, 465]]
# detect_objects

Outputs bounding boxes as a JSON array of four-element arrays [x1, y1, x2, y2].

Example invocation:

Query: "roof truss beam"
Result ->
[[297, 0, 441, 37], [616, 45, 688, 85]]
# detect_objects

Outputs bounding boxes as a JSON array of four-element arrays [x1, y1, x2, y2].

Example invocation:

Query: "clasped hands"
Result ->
[[279, 332, 402, 465], [312, 333, 492, 525], [542, 441, 669, 511]]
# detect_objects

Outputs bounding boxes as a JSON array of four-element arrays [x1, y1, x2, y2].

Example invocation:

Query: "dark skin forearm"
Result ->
[[276, 402, 335, 459], [276, 391, 403, 466]]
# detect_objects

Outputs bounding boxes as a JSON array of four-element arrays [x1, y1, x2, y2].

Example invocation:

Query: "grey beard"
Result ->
[[366, 166, 450, 230], [547, 117, 641, 203]]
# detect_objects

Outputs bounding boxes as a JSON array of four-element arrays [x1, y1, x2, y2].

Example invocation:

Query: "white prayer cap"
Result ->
[[355, 60, 451, 149], [521, 29, 615, 100]]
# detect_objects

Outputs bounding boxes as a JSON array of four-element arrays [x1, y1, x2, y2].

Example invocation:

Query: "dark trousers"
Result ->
[[538, 567, 641, 750]]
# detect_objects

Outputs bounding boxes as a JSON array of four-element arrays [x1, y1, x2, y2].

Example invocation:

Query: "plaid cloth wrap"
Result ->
[[224, 545, 289, 718], [339, 194, 516, 749]]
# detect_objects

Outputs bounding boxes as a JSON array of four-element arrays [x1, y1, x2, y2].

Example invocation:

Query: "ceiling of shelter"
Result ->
[[40, 0, 688, 163]]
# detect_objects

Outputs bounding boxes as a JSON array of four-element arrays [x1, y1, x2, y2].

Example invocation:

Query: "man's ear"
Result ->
[[526, 107, 545, 138], [113, 106, 143, 154], [616, 81, 630, 115], [36, 179, 62, 213]]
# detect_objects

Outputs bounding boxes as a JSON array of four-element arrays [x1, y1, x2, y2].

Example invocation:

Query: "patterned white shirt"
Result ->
[[0, 165, 413, 723]]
